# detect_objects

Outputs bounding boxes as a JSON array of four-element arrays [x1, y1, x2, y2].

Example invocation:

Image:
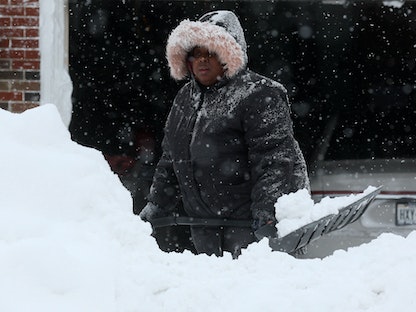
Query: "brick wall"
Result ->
[[0, 0, 40, 113]]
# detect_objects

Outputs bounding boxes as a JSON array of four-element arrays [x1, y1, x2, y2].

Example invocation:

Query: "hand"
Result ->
[[253, 222, 278, 240], [252, 217, 276, 231]]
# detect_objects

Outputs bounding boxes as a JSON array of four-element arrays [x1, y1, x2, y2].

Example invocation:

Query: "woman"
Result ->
[[140, 10, 309, 258]]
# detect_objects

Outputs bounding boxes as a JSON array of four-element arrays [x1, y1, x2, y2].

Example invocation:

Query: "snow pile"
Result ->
[[1, 104, 416, 311], [275, 187, 377, 237], [382, 1, 405, 9]]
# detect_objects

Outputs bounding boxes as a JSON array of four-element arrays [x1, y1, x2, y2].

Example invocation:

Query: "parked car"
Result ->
[[303, 100, 416, 258]]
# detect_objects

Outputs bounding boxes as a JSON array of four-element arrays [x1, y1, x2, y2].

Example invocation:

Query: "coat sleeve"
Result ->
[[146, 133, 181, 215], [243, 86, 309, 226]]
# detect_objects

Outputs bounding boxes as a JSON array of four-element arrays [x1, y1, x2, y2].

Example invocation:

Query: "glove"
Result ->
[[139, 202, 167, 222], [252, 216, 277, 231], [253, 220, 277, 241]]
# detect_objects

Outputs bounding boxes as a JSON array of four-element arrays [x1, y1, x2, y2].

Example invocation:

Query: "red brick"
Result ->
[[0, 50, 26, 59], [25, 71, 39, 80], [0, 81, 9, 91], [25, 50, 39, 59], [12, 17, 38, 27], [0, 38, 9, 48], [10, 49, 25, 59], [0, 17, 11, 26], [0, 71, 23, 79], [0, 0, 9, 5], [12, 60, 40, 70], [25, 28, 38, 37], [10, 102, 39, 113], [25, 7, 39, 16], [0, 28, 24, 37], [11, 38, 38, 48], [24, 92, 39, 101], [0, 7, 24, 16], [0, 60, 10, 69], [11, 0, 39, 6], [0, 91, 23, 101], [10, 80, 40, 91], [0, 49, 29, 60]]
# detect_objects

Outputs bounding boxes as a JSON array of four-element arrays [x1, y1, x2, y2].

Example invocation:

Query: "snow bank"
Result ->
[[1, 105, 416, 311]]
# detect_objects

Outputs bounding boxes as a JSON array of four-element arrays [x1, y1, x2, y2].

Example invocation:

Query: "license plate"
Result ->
[[396, 202, 416, 226]]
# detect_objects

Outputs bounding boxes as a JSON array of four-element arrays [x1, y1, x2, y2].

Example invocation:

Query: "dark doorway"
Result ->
[[68, 1, 416, 212]]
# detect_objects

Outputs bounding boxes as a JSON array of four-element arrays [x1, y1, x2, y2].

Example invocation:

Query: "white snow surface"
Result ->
[[382, 1, 405, 8], [275, 187, 377, 237], [1, 104, 416, 311]]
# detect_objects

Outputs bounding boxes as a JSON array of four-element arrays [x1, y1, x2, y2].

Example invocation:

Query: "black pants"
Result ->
[[190, 226, 256, 259], [152, 226, 197, 254]]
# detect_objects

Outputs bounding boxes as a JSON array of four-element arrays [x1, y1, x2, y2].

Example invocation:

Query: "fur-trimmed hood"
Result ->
[[166, 10, 248, 81]]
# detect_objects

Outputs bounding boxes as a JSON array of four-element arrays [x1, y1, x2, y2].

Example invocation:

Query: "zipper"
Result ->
[[187, 90, 205, 156]]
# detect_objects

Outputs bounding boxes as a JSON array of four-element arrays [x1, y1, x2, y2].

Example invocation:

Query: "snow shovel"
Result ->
[[150, 186, 382, 254], [263, 186, 383, 253]]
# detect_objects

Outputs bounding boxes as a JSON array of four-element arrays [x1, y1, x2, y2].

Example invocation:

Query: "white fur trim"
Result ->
[[166, 20, 247, 80]]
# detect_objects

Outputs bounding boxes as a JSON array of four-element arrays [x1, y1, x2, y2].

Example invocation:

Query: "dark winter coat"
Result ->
[[148, 69, 309, 225], [147, 10, 309, 228]]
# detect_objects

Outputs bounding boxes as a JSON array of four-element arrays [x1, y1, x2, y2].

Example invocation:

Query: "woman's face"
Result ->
[[188, 47, 225, 86]]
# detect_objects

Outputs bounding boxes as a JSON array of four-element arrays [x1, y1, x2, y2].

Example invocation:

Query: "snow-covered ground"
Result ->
[[1, 104, 416, 311]]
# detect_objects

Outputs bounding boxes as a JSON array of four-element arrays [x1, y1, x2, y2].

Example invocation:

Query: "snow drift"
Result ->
[[1, 104, 415, 312]]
